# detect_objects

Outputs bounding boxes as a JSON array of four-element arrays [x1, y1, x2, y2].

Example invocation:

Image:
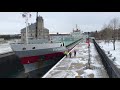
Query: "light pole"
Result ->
[[88, 32, 91, 69]]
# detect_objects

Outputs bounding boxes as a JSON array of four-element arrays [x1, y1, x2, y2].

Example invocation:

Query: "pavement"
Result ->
[[43, 41, 109, 78]]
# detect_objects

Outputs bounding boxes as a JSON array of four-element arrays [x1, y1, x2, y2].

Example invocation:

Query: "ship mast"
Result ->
[[76, 24, 78, 30], [22, 12, 31, 44], [36, 12, 38, 39]]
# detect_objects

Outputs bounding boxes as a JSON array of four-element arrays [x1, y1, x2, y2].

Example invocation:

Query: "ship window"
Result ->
[[23, 48, 26, 50], [32, 47, 35, 49]]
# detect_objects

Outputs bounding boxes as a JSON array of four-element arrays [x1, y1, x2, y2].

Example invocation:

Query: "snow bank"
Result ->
[[98, 40, 120, 69]]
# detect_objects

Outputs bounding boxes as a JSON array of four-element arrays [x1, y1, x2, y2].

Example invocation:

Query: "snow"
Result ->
[[43, 41, 108, 78], [81, 69, 95, 78], [0, 43, 12, 54], [0, 39, 20, 54], [82, 42, 108, 78], [98, 40, 120, 69]]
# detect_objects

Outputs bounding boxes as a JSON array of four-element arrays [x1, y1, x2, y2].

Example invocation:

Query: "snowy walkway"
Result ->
[[43, 41, 109, 78]]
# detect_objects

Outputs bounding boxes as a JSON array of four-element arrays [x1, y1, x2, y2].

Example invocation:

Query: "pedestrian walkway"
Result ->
[[42, 41, 109, 78]]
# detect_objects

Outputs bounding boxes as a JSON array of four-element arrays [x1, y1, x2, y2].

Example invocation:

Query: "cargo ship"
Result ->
[[10, 12, 83, 74]]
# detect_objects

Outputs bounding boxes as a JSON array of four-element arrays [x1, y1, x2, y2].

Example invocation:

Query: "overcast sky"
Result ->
[[0, 12, 120, 34]]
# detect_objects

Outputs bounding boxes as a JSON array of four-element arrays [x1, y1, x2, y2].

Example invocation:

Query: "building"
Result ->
[[21, 16, 49, 43]]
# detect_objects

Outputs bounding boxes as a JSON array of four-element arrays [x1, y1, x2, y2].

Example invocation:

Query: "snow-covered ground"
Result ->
[[0, 39, 20, 54], [97, 40, 120, 69], [43, 41, 108, 78], [0, 43, 12, 54]]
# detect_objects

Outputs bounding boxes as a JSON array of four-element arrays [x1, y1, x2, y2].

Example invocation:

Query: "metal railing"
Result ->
[[93, 39, 120, 78]]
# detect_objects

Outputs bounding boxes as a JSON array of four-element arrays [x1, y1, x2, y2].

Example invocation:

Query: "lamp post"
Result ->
[[88, 32, 90, 69]]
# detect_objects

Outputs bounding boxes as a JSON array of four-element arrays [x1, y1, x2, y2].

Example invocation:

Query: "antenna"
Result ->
[[73, 28, 74, 30], [22, 12, 31, 44], [36, 12, 38, 39], [76, 24, 77, 30]]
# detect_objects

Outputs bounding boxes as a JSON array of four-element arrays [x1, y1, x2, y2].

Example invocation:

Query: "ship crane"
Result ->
[[22, 12, 31, 44]]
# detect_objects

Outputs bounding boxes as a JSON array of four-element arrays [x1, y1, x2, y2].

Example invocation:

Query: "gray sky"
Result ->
[[0, 12, 120, 34]]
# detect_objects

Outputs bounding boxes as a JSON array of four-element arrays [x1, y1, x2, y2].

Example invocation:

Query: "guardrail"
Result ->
[[93, 39, 120, 78], [66, 38, 83, 48]]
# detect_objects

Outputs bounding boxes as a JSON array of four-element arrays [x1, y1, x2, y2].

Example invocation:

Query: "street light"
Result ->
[[88, 32, 91, 69]]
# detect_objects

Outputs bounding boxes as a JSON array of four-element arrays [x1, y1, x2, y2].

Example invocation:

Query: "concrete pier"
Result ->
[[43, 41, 108, 78]]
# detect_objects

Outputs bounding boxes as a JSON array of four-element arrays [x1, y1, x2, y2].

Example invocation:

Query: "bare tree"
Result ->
[[100, 24, 112, 44], [118, 24, 120, 40], [109, 17, 119, 50], [107, 24, 113, 43]]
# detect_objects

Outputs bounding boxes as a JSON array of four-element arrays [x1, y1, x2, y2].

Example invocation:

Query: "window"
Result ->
[[32, 47, 35, 49], [23, 48, 26, 50], [63, 43, 64, 46]]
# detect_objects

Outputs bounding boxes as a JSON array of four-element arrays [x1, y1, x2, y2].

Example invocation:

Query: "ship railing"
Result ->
[[66, 38, 82, 48], [10, 42, 24, 44]]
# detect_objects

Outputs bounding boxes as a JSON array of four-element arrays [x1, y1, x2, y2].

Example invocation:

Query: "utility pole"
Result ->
[[88, 32, 91, 69]]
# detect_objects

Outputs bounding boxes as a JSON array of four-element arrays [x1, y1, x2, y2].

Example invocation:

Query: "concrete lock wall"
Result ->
[[0, 53, 24, 77]]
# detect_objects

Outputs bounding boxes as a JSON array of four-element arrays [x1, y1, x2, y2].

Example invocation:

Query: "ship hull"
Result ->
[[11, 44, 67, 73], [10, 42, 67, 63], [13, 46, 66, 63], [20, 51, 65, 64], [23, 52, 64, 73], [10, 39, 80, 74], [14, 46, 66, 58]]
